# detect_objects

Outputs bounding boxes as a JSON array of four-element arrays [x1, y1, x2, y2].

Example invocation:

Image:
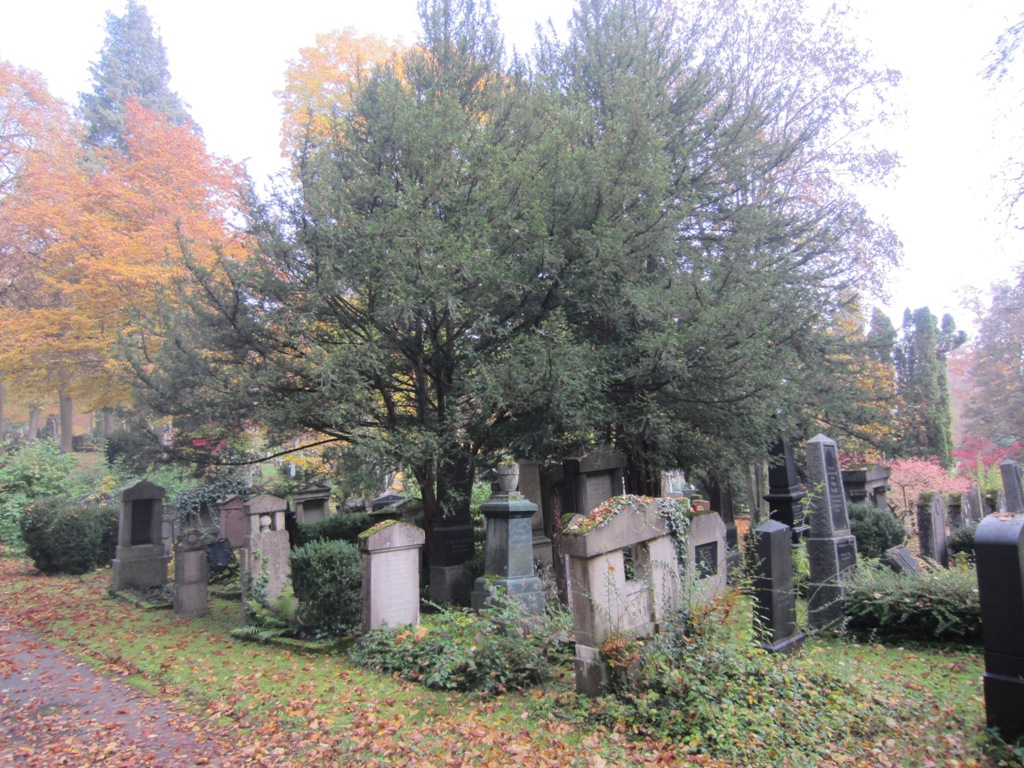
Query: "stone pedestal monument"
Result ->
[[804, 434, 858, 629], [174, 529, 209, 618], [111, 480, 169, 593], [470, 485, 544, 615]]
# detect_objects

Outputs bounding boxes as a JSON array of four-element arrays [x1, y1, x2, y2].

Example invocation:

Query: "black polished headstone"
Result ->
[[752, 520, 804, 654], [974, 514, 1024, 742]]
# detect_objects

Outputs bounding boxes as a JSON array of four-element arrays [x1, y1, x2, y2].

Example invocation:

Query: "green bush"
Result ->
[[843, 559, 981, 642], [19, 496, 118, 575], [595, 593, 883, 764], [848, 502, 905, 559], [0, 440, 79, 548], [947, 523, 978, 563], [289, 538, 362, 635], [351, 591, 571, 694], [295, 512, 373, 547]]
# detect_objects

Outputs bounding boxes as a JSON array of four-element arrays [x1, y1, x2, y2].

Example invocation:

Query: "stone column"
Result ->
[[804, 434, 858, 629], [174, 529, 209, 618], [752, 520, 804, 654], [974, 513, 1024, 742], [470, 491, 544, 615], [360, 521, 425, 633]]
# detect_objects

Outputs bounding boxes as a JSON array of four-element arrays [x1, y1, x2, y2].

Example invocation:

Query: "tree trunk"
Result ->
[[27, 404, 41, 442], [59, 390, 74, 453], [102, 407, 115, 437]]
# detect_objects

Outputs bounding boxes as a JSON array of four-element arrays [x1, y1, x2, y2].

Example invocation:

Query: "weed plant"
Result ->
[[593, 591, 887, 765]]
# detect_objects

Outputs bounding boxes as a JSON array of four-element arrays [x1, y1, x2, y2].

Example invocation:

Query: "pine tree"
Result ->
[[80, 0, 191, 149]]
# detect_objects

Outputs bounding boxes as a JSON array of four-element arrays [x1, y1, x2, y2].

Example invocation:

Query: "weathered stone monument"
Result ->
[[111, 480, 169, 593], [752, 520, 804, 653], [470, 482, 545, 615], [562, 496, 686, 696], [706, 475, 741, 574], [240, 494, 291, 602], [517, 460, 553, 567], [917, 493, 949, 567], [1000, 460, 1024, 514], [561, 453, 625, 518], [173, 529, 209, 618], [292, 485, 332, 525], [974, 513, 1024, 742], [882, 546, 921, 575], [428, 459, 476, 604], [841, 464, 890, 510], [947, 493, 964, 532], [962, 487, 983, 527], [804, 434, 858, 629], [360, 521, 425, 633], [686, 509, 728, 602], [764, 439, 809, 543], [217, 494, 248, 548]]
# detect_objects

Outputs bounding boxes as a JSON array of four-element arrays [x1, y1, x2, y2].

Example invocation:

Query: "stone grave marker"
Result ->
[[174, 529, 209, 618], [292, 485, 332, 525], [962, 488, 982, 527], [841, 463, 891, 510], [752, 520, 804, 654], [804, 434, 858, 629], [240, 494, 291, 602], [218, 494, 248, 548], [882, 546, 921, 574], [360, 521, 425, 632], [428, 459, 475, 604], [765, 438, 809, 542], [470, 487, 544, 615], [917, 493, 948, 567], [686, 510, 728, 602], [562, 496, 684, 695], [111, 480, 170, 593], [517, 460, 553, 567], [947, 493, 964, 531], [561, 452, 625, 519], [1000, 460, 1024, 514], [974, 513, 1024, 742]]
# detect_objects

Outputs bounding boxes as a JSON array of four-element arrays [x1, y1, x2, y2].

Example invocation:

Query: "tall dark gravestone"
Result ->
[[752, 520, 804, 653], [974, 514, 1024, 742], [429, 456, 476, 604], [804, 434, 858, 629], [764, 439, 809, 543], [1000, 460, 1024, 514], [917, 493, 949, 567]]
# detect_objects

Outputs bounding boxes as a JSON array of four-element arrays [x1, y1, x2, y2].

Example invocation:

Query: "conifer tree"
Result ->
[[80, 0, 191, 149]]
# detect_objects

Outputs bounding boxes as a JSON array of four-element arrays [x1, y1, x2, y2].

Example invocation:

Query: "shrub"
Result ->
[[295, 512, 373, 547], [843, 559, 981, 642], [0, 440, 79, 548], [848, 502, 906, 559], [351, 591, 571, 694], [19, 496, 118, 575], [947, 523, 978, 563], [595, 592, 884, 764], [289, 538, 362, 635]]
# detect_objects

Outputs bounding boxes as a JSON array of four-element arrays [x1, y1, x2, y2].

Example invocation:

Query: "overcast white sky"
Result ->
[[2, 0, 1022, 331]]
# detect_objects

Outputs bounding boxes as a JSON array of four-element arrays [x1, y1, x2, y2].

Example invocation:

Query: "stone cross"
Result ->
[[804, 434, 858, 629]]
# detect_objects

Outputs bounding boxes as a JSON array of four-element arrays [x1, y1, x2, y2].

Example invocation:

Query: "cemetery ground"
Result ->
[[1, 556, 1017, 768]]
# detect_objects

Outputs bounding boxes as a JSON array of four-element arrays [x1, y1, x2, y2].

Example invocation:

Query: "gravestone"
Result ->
[[360, 521, 425, 632], [841, 464, 891, 510], [1000, 460, 1024, 514], [111, 480, 169, 593], [218, 495, 248, 548], [173, 529, 209, 618], [562, 496, 684, 695], [962, 488, 982, 527], [706, 475, 740, 574], [561, 453, 626, 518], [686, 511, 728, 602], [470, 488, 545, 615], [882, 546, 921, 574], [518, 460, 553, 567], [764, 439, 809, 543], [947, 493, 964, 532], [241, 494, 291, 602], [917, 493, 948, 567], [804, 434, 858, 629], [974, 513, 1024, 742], [752, 520, 804, 654], [428, 458, 476, 604], [292, 485, 332, 525]]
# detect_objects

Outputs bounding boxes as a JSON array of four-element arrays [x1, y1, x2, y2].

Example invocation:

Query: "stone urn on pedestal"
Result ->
[[496, 459, 520, 494]]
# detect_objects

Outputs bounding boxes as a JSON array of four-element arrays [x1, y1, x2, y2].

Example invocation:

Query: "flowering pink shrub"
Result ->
[[887, 457, 970, 522]]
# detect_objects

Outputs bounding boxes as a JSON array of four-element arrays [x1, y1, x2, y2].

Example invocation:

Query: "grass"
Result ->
[[1, 553, 1021, 767]]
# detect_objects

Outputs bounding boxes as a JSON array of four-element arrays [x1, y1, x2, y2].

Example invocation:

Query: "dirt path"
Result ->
[[0, 622, 265, 767]]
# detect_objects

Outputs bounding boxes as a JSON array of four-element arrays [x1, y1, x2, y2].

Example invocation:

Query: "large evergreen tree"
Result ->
[[80, 0, 191, 149], [129, 0, 900, 540]]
